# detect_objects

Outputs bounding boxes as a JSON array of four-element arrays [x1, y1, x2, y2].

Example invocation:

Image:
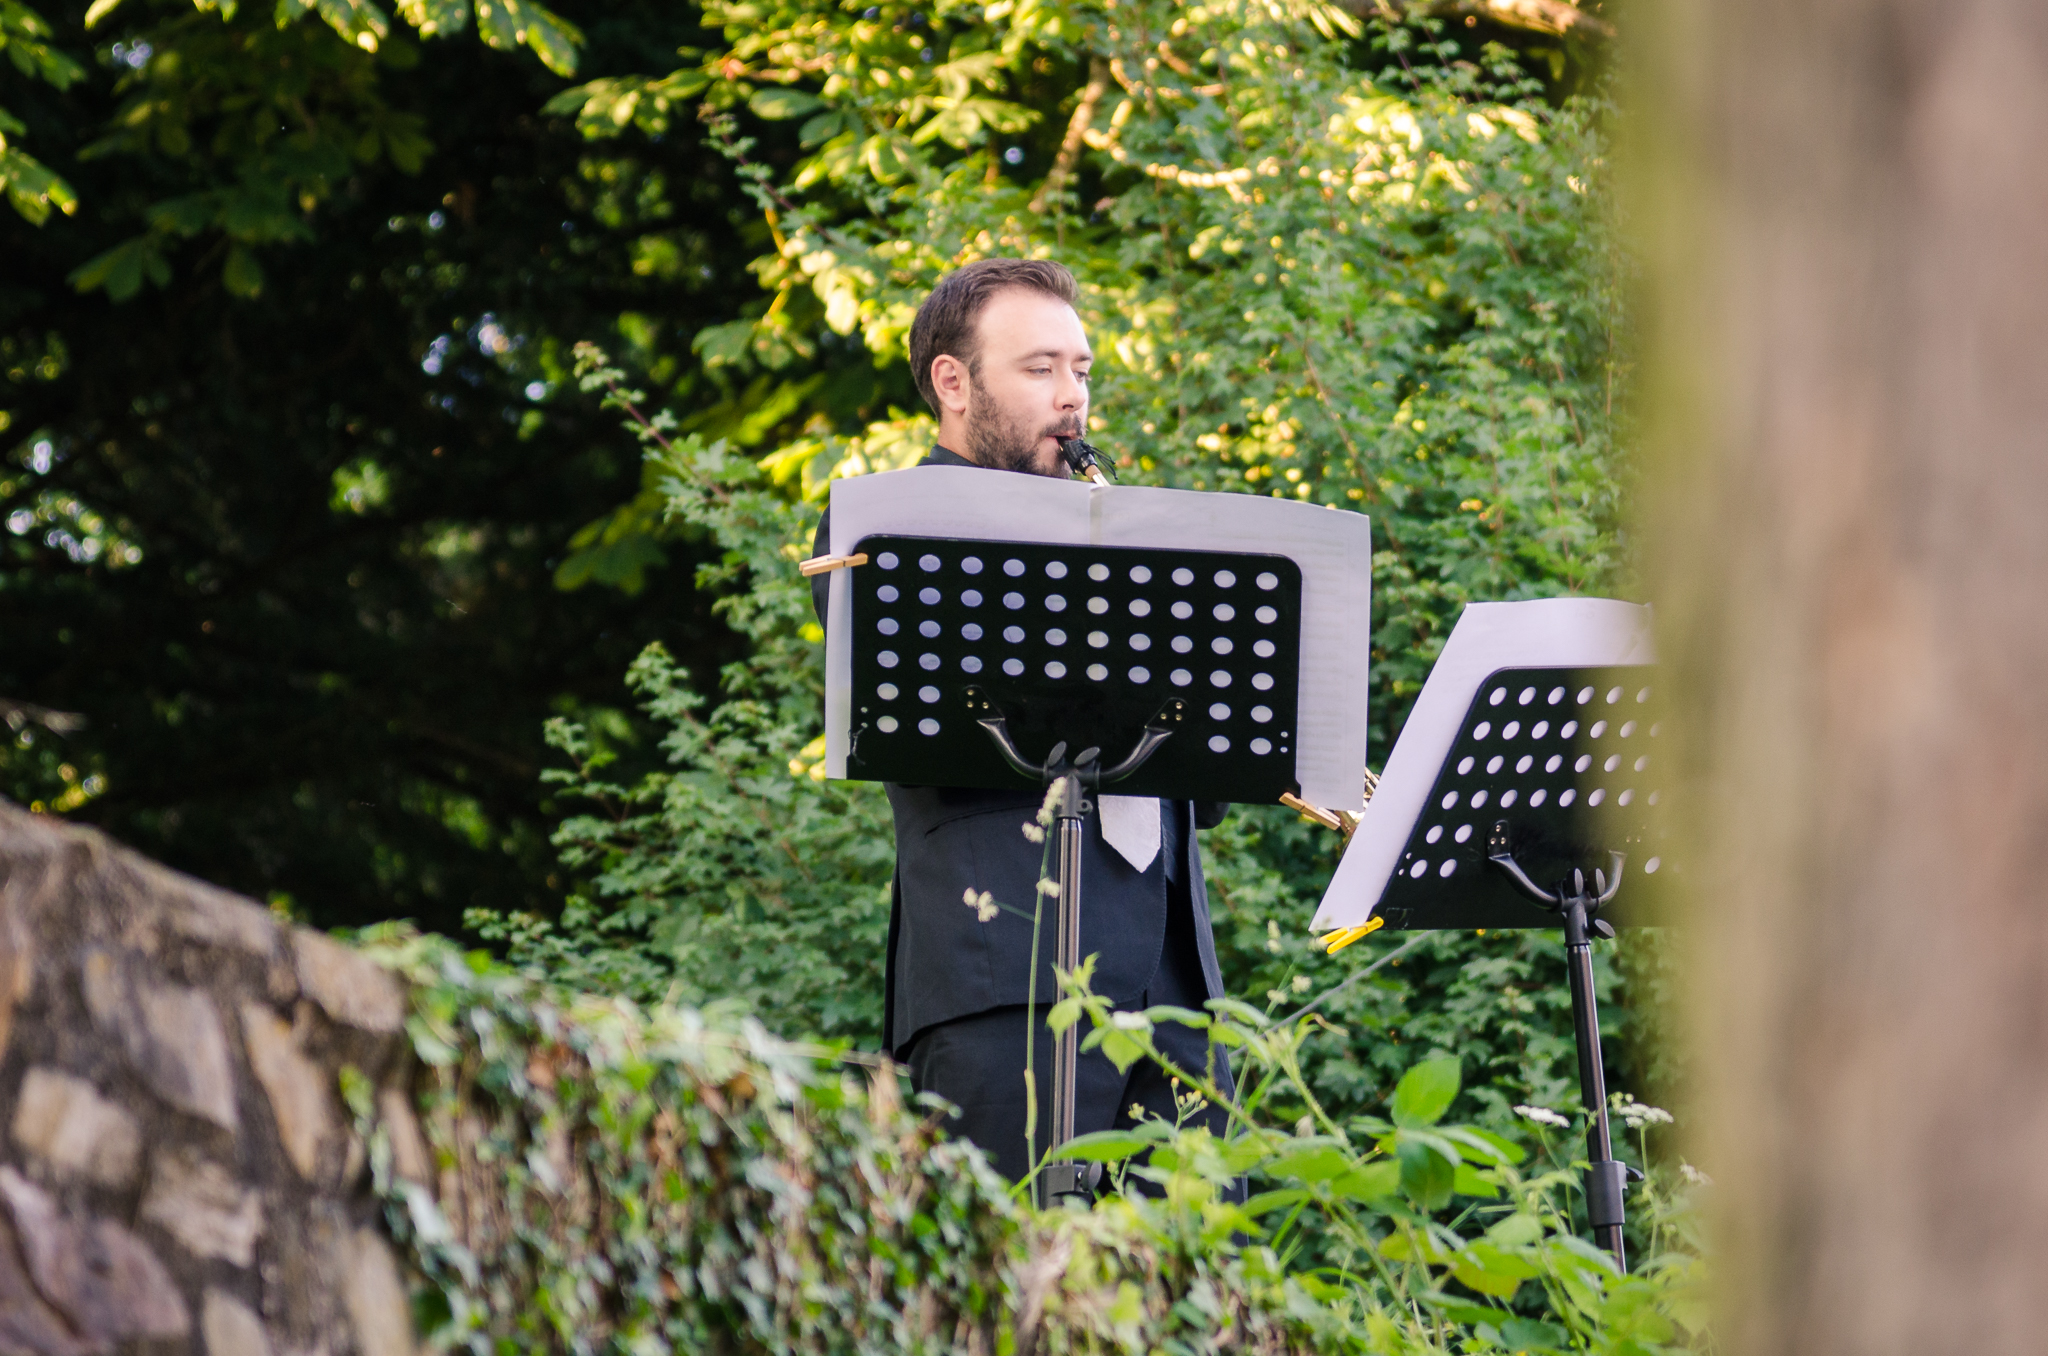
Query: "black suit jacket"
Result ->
[[814, 448, 1228, 1053]]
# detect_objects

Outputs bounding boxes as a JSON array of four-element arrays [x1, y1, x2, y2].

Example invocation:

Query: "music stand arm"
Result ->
[[974, 714, 1046, 782]]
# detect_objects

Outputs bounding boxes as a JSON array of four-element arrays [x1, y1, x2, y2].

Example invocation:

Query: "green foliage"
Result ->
[[5, 0, 581, 298], [505, 1, 1648, 1165], [475, 348, 897, 1035], [356, 927, 1707, 1355], [551, 0, 1624, 743], [362, 927, 1017, 1354], [0, 0, 85, 223], [1, 0, 770, 931]]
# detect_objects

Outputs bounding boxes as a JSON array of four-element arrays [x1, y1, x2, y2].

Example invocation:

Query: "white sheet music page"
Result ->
[[1311, 598, 1656, 931], [824, 465, 1373, 808]]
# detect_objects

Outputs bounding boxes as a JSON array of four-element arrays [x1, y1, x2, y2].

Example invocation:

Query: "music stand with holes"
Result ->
[[811, 467, 1373, 1206], [1312, 598, 1669, 1268]]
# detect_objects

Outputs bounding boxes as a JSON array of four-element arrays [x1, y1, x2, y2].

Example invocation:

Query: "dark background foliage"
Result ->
[[1, 0, 772, 931]]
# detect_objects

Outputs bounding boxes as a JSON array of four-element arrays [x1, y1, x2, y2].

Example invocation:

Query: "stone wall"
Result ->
[[0, 801, 418, 1356]]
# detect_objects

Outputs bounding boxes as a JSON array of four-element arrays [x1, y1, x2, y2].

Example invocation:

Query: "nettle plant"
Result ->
[[1050, 992, 1709, 1353]]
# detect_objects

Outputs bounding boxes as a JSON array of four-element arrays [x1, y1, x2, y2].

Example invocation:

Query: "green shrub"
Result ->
[[355, 929, 1706, 1355]]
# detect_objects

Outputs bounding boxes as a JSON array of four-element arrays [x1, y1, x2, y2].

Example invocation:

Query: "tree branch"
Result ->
[[1030, 57, 1110, 216], [1347, 0, 1614, 39]]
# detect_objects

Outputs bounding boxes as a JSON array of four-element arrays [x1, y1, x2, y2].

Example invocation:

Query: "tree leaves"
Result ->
[[747, 86, 823, 121], [472, 0, 579, 76], [64, 234, 168, 299], [22, 0, 582, 262], [0, 0, 84, 223]]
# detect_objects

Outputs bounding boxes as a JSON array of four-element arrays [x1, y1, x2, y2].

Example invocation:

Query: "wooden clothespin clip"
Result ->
[[1280, 792, 1360, 839], [797, 552, 869, 577]]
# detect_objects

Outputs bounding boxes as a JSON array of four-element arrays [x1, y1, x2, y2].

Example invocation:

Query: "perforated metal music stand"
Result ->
[[1313, 599, 1669, 1267], [844, 537, 1308, 800], [814, 467, 1372, 1207], [846, 537, 1315, 1203]]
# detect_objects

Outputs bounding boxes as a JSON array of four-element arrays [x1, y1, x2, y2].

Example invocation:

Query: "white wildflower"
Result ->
[[1111, 1011, 1150, 1031], [961, 888, 998, 923], [1291, 974, 1313, 993], [1514, 1104, 1571, 1129], [1036, 878, 1061, 896], [1021, 820, 1045, 843], [1612, 1093, 1675, 1130], [1265, 919, 1284, 954], [1680, 1162, 1713, 1187]]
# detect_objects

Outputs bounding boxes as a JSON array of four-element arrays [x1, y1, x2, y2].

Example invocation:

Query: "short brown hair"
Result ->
[[908, 258, 1079, 414]]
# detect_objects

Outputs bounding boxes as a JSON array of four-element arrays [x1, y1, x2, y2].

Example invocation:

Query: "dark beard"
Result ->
[[965, 376, 1080, 475]]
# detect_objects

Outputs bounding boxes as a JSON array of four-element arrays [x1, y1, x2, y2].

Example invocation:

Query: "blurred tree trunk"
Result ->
[[1630, 1, 2048, 1353]]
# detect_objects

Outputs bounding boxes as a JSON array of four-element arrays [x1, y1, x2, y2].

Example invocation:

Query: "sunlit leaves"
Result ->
[[748, 86, 823, 120], [0, 136, 78, 224], [471, 0, 578, 76], [1, 0, 83, 82], [541, 70, 712, 138], [392, 0, 464, 37], [586, 0, 1623, 748]]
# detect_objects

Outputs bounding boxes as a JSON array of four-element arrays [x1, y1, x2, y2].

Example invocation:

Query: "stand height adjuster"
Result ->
[[1583, 1159, 1628, 1229]]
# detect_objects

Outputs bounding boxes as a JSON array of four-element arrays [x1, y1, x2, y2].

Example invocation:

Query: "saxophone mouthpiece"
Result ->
[[1056, 436, 1117, 485]]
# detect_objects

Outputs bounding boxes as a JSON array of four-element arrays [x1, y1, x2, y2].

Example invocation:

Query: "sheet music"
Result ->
[[825, 465, 1373, 808], [1310, 598, 1655, 930]]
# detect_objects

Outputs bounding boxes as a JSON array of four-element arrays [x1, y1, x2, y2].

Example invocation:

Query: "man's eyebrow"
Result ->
[[1017, 348, 1093, 362]]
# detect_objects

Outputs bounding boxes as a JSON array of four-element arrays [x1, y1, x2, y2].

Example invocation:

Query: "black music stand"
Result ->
[[836, 533, 1312, 1205], [1321, 647, 1672, 1270]]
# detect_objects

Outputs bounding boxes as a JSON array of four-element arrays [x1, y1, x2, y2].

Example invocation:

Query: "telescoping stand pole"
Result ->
[[1488, 826, 1631, 1269], [966, 703, 1184, 1208], [1040, 769, 1094, 1205]]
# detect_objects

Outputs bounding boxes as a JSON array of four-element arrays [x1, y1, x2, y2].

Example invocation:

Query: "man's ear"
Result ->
[[930, 354, 971, 417]]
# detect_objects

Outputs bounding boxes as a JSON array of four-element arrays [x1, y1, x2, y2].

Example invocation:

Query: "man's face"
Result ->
[[960, 289, 1092, 477]]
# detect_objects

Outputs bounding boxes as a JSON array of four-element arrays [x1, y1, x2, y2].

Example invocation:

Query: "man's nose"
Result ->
[[1055, 370, 1085, 408]]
